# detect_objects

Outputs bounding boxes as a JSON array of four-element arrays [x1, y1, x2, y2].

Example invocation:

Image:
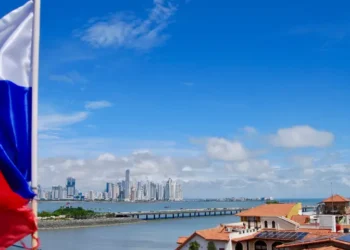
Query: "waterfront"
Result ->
[[18, 199, 321, 250]]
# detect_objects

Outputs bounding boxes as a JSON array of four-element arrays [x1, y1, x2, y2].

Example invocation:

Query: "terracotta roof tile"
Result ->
[[305, 247, 343, 250], [196, 225, 229, 241], [236, 203, 296, 217], [297, 228, 333, 235], [322, 194, 350, 203], [177, 236, 188, 244], [291, 215, 310, 225]]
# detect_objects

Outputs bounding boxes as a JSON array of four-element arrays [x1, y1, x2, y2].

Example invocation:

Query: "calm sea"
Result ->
[[16, 199, 320, 250]]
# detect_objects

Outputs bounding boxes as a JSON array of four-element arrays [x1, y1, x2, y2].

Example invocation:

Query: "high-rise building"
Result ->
[[165, 178, 173, 200], [88, 190, 95, 200], [38, 185, 42, 199], [130, 186, 135, 201], [106, 182, 114, 199], [156, 183, 164, 200], [112, 184, 119, 200], [175, 182, 183, 201], [52, 185, 64, 200], [125, 169, 130, 201], [66, 177, 76, 199]]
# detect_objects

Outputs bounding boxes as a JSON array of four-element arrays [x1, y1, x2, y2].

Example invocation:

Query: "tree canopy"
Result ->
[[189, 241, 200, 250]]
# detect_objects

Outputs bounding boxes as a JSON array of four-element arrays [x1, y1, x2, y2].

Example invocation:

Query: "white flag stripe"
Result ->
[[0, 1, 33, 87]]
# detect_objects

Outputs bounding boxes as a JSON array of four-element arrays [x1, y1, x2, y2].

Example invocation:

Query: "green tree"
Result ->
[[207, 241, 217, 250], [189, 241, 200, 250]]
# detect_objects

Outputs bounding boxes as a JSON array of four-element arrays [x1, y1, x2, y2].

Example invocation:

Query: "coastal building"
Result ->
[[175, 182, 183, 201], [52, 185, 64, 200], [319, 194, 350, 215], [276, 233, 350, 249], [165, 178, 171, 200], [130, 186, 135, 201], [236, 203, 302, 229], [171, 181, 177, 200], [176, 195, 350, 250], [125, 169, 130, 201], [66, 177, 76, 199], [88, 190, 94, 200], [157, 183, 164, 200], [112, 184, 119, 200]]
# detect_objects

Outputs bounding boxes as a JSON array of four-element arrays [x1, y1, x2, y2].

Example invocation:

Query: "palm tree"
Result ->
[[189, 241, 200, 250], [207, 241, 217, 250]]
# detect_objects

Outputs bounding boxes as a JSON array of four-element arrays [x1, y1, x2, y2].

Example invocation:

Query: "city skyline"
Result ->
[[38, 170, 184, 201], [2, 0, 348, 198]]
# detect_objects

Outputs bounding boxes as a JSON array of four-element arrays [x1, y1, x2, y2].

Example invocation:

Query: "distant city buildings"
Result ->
[[38, 170, 184, 202], [125, 169, 130, 201], [66, 177, 75, 199]]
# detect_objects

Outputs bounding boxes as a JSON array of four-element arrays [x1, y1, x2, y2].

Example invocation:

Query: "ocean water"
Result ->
[[17, 199, 320, 250]]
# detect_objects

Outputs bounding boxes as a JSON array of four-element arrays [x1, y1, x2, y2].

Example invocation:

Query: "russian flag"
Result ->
[[0, 1, 38, 248]]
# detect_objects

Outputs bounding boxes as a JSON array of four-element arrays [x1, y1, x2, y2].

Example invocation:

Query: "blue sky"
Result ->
[[2, 0, 349, 198]]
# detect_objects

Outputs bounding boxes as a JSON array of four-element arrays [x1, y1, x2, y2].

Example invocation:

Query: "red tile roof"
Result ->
[[236, 203, 296, 217], [177, 237, 188, 244], [291, 215, 310, 225], [297, 228, 332, 235], [305, 247, 343, 250], [322, 194, 350, 203]]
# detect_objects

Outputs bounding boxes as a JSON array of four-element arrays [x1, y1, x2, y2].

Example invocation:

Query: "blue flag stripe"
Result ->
[[0, 80, 34, 199]]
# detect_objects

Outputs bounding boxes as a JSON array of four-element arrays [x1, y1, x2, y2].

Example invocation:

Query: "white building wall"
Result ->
[[318, 215, 336, 231], [260, 216, 298, 230]]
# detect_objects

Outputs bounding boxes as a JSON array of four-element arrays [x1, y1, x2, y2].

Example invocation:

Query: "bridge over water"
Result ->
[[115, 205, 317, 220], [116, 207, 246, 220]]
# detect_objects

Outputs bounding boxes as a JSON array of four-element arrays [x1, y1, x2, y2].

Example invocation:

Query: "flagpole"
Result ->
[[31, 0, 41, 248]]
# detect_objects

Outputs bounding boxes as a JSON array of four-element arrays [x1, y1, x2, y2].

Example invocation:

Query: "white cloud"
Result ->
[[206, 138, 249, 161], [97, 153, 116, 161], [85, 101, 113, 110], [49, 71, 88, 84], [243, 126, 257, 135], [225, 159, 276, 181], [291, 156, 315, 168], [341, 176, 350, 187], [270, 125, 334, 148], [39, 112, 88, 131], [182, 166, 192, 172], [78, 0, 177, 50]]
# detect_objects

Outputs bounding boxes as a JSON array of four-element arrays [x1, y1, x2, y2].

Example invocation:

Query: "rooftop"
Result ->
[[177, 225, 337, 250], [276, 233, 346, 249], [291, 215, 310, 225], [236, 203, 297, 217], [176, 237, 188, 244], [305, 247, 344, 250], [322, 194, 350, 203]]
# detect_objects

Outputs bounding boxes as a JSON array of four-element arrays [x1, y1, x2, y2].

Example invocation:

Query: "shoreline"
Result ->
[[38, 217, 144, 230]]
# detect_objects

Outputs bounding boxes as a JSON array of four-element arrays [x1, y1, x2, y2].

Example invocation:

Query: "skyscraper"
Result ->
[[66, 177, 76, 199], [106, 182, 114, 199], [165, 178, 172, 200], [171, 181, 176, 201], [125, 169, 130, 200]]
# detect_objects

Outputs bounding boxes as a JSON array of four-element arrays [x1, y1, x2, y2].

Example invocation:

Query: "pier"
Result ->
[[116, 207, 247, 220], [302, 205, 317, 212], [115, 205, 317, 220]]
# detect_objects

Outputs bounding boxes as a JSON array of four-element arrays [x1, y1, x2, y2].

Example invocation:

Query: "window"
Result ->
[[235, 242, 243, 250], [264, 221, 268, 228], [255, 240, 267, 250], [272, 221, 276, 228]]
